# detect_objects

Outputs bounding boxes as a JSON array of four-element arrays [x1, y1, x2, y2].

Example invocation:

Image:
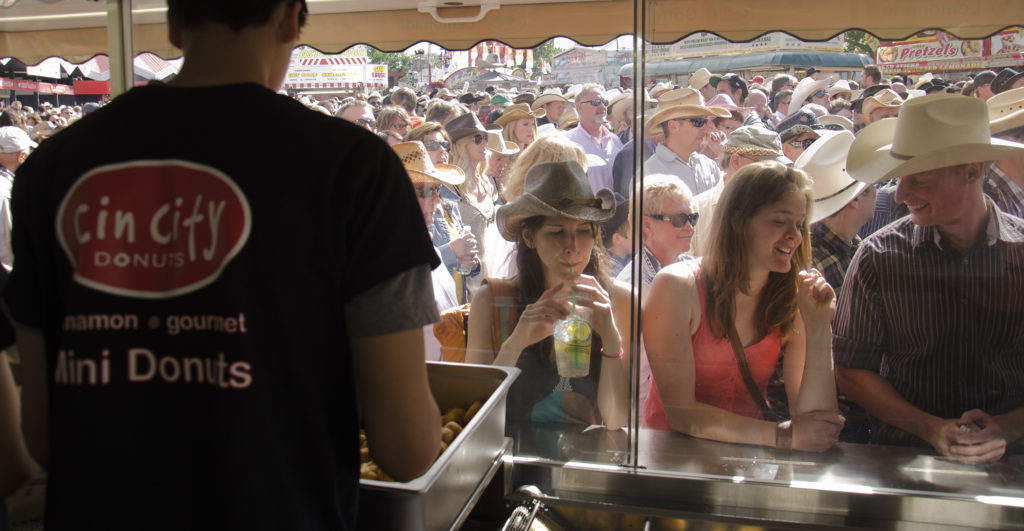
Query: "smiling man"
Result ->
[[643, 88, 730, 196], [836, 94, 1024, 464]]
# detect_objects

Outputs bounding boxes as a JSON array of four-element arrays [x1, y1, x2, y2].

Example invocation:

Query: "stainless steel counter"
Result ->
[[506, 424, 1024, 529]]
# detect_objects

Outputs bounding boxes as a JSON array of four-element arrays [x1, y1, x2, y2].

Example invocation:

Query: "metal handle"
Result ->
[[417, 0, 500, 23]]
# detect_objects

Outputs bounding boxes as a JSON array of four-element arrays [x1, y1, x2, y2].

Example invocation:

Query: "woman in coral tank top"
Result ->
[[643, 161, 844, 452]]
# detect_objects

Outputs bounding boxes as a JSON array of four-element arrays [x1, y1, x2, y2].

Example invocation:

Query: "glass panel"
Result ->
[[634, 1, 1024, 525]]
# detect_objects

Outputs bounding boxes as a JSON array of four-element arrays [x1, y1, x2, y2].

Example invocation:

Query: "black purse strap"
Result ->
[[725, 324, 780, 422]]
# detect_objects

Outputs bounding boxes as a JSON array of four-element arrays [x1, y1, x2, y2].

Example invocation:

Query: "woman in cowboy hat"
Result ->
[[494, 103, 545, 151], [643, 161, 843, 452], [445, 112, 499, 297], [466, 161, 628, 430]]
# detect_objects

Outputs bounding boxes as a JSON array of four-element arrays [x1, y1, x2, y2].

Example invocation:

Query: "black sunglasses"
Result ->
[[472, 133, 487, 145], [422, 139, 450, 152], [355, 118, 375, 127], [788, 138, 817, 150], [580, 98, 609, 107], [413, 184, 442, 198], [674, 117, 708, 128], [647, 212, 699, 228]]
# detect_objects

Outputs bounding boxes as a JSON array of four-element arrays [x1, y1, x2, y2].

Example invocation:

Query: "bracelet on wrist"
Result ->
[[776, 420, 793, 451], [600, 347, 624, 359]]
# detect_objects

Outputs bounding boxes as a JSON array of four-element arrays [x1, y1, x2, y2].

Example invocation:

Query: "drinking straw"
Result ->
[[569, 265, 577, 316]]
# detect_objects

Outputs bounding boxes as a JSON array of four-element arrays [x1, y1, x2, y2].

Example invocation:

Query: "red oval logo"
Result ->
[[56, 160, 252, 299]]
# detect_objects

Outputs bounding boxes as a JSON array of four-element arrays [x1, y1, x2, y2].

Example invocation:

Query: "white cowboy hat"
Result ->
[[496, 160, 615, 241], [644, 88, 730, 135], [826, 79, 853, 98], [485, 129, 520, 155], [392, 142, 465, 185], [988, 86, 1024, 135], [913, 72, 934, 90], [846, 93, 1024, 184], [531, 88, 568, 110], [649, 81, 674, 99], [788, 74, 837, 117], [818, 114, 855, 133], [794, 130, 868, 223]]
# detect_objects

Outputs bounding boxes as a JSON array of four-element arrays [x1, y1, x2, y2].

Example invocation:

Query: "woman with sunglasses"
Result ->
[[444, 113, 499, 298], [611, 174, 696, 406], [643, 161, 844, 452], [407, 122, 480, 294]]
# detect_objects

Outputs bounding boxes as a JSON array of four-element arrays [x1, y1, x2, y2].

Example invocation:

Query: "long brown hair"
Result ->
[[514, 216, 611, 364], [704, 161, 812, 339]]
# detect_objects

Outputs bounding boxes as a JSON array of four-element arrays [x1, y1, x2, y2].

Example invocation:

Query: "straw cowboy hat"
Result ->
[[493, 103, 545, 127], [392, 141, 465, 185], [557, 107, 579, 130], [485, 129, 520, 155], [861, 89, 904, 125], [846, 93, 1024, 184], [689, 67, 712, 90], [788, 74, 836, 117], [531, 88, 568, 110], [644, 88, 730, 135], [496, 160, 615, 241], [444, 112, 488, 142], [988, 86, 1024, 135], [794, 130, 868, 223]]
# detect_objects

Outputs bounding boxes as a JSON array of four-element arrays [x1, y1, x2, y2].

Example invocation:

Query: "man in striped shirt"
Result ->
[[835, 94, 1024, 464]]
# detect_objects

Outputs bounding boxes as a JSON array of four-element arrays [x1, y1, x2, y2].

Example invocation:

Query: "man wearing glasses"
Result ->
[[643, 88, 730, 196], [335, 99, 376, 131], [565, 83, 623, 193]]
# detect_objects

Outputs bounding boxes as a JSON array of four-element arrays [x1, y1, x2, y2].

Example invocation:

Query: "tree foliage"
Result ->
[[367, 47, 412, 73], [532, 39, 563, 71], [843, 30, 878, 56]]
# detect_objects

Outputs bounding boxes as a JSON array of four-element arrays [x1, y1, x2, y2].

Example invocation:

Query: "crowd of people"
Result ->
[[0, 0, 1021, 524], [294, 62, 1024, 461]]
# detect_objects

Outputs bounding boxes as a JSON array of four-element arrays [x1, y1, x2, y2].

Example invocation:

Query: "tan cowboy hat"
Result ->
[[392, 142, 465, 185], [788, 74, 837, 117], [485, 129, 520, 155], [988, 86, 1024, 135], [846, 93, 1024, 184], [861, 89, 904, 125], [496, 160, 615, 241], [689, 67, 712, 90], [607, 90, 633, 122], [531, 88, 568, 110], [494, 103, 545, 127], [794, 130, 868, 223], [557, 107, 579, 130], [644, 88, 730, 135]]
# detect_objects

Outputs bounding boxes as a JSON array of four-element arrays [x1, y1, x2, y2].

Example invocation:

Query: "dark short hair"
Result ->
[[167, 0, 307, 32]]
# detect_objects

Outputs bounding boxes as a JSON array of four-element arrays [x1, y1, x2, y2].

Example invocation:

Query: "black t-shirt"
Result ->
[[5, 83, 439, 530]]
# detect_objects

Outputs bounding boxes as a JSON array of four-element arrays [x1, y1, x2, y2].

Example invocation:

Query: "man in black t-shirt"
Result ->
[[4, 1, 441, 529]]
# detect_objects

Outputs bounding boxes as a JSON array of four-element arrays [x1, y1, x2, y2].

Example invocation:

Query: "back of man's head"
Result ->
[[167, 0, 308, 32]]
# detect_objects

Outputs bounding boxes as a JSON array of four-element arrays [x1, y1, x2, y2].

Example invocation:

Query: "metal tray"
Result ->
[[357, 361, 520, 531]]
